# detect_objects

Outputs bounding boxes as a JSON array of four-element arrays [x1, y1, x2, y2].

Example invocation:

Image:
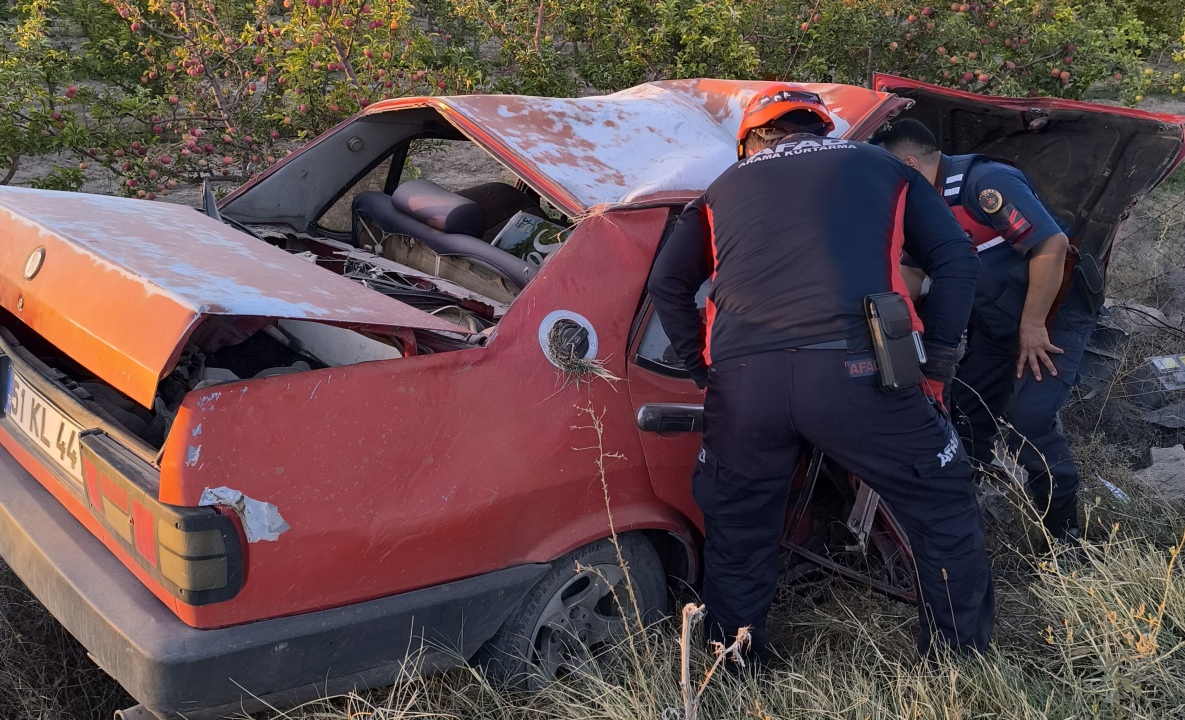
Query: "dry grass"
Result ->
[[261, 512, 1185, 720], [547, 324, 621, 387], [251, 473, 1185, 720], [0, 561, 132, 719], [1107, 168, 1185, 312], [1062, 167, 1185, 458]]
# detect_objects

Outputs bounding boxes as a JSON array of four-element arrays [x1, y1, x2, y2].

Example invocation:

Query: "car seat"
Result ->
[[352, 179, 536, 291], [454, 182, 550, 242]]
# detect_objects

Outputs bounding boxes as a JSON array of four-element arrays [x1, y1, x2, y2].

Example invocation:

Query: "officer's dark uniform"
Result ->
[[648, 136, 993, 661], [933, 154, 1097, 540]]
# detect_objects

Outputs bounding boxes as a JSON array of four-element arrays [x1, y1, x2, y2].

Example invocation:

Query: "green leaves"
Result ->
[[0, 0, 1180, 192]]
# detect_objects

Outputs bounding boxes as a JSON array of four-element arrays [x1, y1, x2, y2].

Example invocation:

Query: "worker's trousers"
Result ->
[[951, 261, 1098, 541], [693, 348, 994, 662]]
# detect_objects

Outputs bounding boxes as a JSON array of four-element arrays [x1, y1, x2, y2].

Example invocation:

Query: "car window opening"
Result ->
[[339, 138, 574, 306], [232, 136, 577, 346], [636, 279, 712, 376]]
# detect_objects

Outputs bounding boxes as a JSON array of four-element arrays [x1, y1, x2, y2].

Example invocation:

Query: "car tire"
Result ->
[[474, 533, 668, 686]]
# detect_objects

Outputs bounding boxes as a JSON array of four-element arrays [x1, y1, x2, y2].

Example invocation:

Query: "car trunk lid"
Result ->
[[873, 73, 1185, 266], [0, 187, 468, 408]]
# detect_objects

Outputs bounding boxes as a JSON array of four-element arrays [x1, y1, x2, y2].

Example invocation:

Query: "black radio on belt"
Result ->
[[864, 292, 926, 392]]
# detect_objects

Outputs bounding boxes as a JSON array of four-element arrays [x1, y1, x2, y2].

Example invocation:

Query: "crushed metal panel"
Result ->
[[1144, 402, 1185, 429], [277, 319, 403, 366], [199, 486, 290, 542], [0, 187, 467, 405], [432, 79, 898, 214], [0, 187, 464, 324]]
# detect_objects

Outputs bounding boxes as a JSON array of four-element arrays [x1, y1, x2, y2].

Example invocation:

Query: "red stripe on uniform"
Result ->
[[887, 183, 924, 333], [951, 206, 1000, 246], [703, 204, 719, 366]]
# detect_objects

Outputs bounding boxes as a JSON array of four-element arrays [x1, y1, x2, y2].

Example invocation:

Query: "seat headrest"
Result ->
[[391, 179, 485, 237]]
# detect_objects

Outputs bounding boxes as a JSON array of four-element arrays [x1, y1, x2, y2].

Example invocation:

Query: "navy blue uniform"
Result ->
[[936, 154, 1096, 540], [649, 137, 993, 661]]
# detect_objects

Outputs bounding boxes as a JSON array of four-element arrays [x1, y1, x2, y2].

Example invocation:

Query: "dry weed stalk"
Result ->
[[678, 603, 705, 720], [570, 403, 659, 717], [700, 627, 751, 691], [571, 406, 645, 642], [674, 601, 751, 720], [573, 405, 757, 720]]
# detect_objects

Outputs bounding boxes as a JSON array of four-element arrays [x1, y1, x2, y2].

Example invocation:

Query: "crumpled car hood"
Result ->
[[0, 187, 465, 407]]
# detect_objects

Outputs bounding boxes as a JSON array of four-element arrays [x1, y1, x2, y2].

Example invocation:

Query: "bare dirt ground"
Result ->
[[0, 94, 1182, 720], [1137, 96, 1185, 115]]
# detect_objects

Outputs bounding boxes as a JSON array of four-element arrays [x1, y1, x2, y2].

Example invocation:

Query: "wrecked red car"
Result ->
[[0, 76, 1181, 718]]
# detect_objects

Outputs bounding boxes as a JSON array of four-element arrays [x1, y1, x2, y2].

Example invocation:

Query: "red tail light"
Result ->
[[80, 433, 244, 605]]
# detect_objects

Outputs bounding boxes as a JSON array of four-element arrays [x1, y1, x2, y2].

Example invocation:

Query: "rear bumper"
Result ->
[[0, 449, 547, 719]]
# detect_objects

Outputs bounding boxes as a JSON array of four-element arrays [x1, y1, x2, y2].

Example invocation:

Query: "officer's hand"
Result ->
[[1016, 323, 1063, 381], [920, 377, 947, 412]]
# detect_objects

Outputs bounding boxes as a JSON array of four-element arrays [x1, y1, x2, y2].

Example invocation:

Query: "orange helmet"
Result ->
[[736, 88, 835, 158]]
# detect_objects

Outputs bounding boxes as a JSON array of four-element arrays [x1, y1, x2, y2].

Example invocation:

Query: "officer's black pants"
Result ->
[[952, 305, 1093, 540], [694, 348, 994, 662]]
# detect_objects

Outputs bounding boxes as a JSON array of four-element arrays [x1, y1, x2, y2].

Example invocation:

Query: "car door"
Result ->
[[625, 281, 711, 529]]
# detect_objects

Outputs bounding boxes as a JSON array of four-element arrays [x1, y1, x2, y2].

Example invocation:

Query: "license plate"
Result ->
[[5, 369, 85, 486]]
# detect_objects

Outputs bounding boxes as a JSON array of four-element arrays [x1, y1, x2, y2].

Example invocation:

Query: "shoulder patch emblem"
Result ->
[[978, 188, 1004, 214]]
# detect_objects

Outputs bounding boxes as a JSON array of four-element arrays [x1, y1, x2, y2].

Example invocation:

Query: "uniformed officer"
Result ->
[[872, 119, 1098, 545], [648, 89, 993, 664]]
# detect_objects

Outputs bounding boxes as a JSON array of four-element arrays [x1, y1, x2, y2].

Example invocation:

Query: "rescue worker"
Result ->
[[872, 119, 1095, 545], [648, 89, 993, 664]]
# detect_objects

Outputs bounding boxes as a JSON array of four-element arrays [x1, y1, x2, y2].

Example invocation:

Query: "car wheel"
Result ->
[[475, 533, 668, 686]]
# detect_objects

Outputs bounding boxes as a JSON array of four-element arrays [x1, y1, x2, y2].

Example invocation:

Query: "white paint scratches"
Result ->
[[186, 444, 202, 467], [0, 186, 466, 330], [199, 486, 291, 542], [196, 392, 222, 411], [441, 78, 881, 212]]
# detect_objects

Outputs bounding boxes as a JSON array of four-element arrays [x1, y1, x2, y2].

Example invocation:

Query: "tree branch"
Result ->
[[1019, 51, 1063, 72], [200, 64, 235, 130], [135, 16, 187, 43], [533, 0, 545, 58], [1, 155, 21, 186], [331, 37, 362, 89]]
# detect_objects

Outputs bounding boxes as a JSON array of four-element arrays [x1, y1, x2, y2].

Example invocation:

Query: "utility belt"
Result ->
[[788, 295, 924, 391]]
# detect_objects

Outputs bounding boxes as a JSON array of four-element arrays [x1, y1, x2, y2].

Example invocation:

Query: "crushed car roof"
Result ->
[[364, 79, 905, 216], [0, 187, 466, 406]]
